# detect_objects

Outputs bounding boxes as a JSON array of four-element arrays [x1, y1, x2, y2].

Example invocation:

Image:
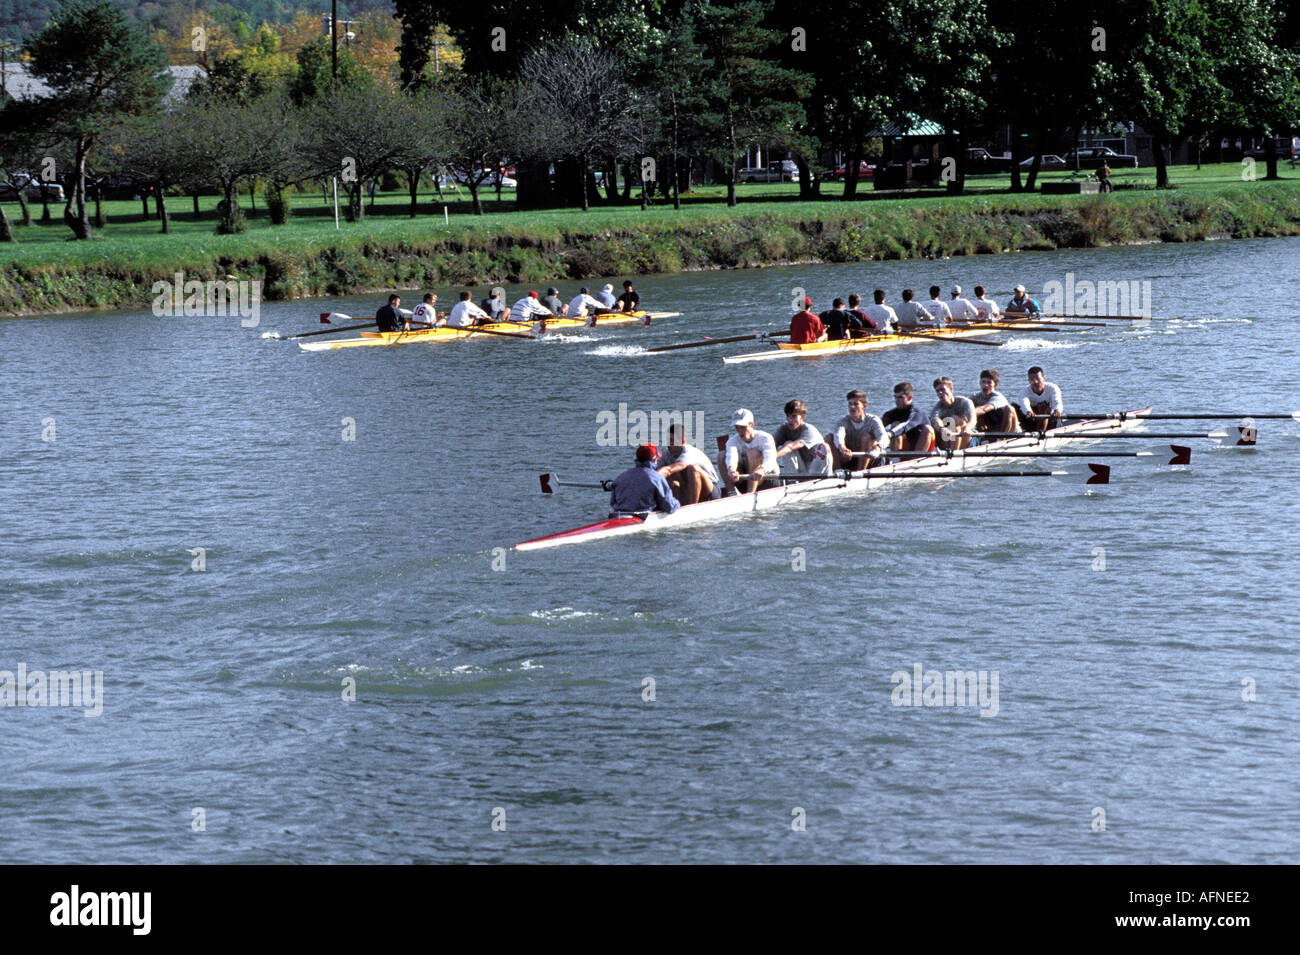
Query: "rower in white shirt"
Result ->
[[719, 408, 779, 495], [567, 287, 606, 321], [1017, 365, 1064, 431], [508, 290, 556, 324], [948, 285, 980, 324], [970, 368, 1018, 437], [655, 422, 721, 504], [830, 389, 887, 470], [895, 289, 940, 328], [863, 289, 899, 332], [446, 290, 491, 328], [971, 285, 1002, 322], [925, 285, 954, 325], [410, 292, 440, 327]]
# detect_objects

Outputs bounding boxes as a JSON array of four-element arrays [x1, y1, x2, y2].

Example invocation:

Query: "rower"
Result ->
[[882, 381, 935, 452], [447, 290, 491, 328], [925, 285, 954, 325], [830, 389, 887, 470], [508, 290, 556, 324], [616, 280, 640, 313], [846, 293, 880, 334], [930, 376, 977, 450], [970, 368, 1018, 438], [540, 287, 569, 317], [655, 423, 720, 504], [863, 289, 899, 332], [410, 292, 440, 327], [595, 284, 617, 309], [1006, 284, 1042, 317], [375, 294, 408, 332], [773, 399, 833, 477], [819, 298, 861, 341], [948, 285, 980, 324], [971, 285, 1002, 322], [1017, 365, 1064, 431], [567, 286, 606, 320], [719, 408, 778, 495], [789, 297, 828, 343], [481, 288, 507, 321], [609, 443, 679, 517], [895, 289, 939, 329]]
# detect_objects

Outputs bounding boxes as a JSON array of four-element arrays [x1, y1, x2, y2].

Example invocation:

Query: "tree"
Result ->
[[441, 76, 526, 215], [289, 37, 373, 106], [182, 95, 281, 233], [24, 0, 173, 238], [393, 90, 449, 216], [306, 84, 410, 221], [642, 7, 711, 209], [695, 0, 808, 207]]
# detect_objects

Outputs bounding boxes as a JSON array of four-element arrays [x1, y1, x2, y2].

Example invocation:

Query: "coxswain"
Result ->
[[895, 289, 939, 329], [567, 286, 606, 320], [375, 294, 408, 332], [595, 284, 617, 309], [863, 289, 899, 332], [609, 443, 679, 517], [971, 285, 1002, 322], [925, 285, 954, 325], [1017, 365, 1064, 431], [830, 389, 887, 470], [970, 368, 1018, 437], [773, 399, 833, 477], [508, 290, 556, 324], [719, 408, 779, 495], [930, 376, 977, 450], [948, 285, 980, 324], [655, 423, 720, 504], [881, 381, 935, 452], [540, 287, 569, 317], [447, 290, 491, 328], [410, 292, 440, 327], [481, 288, 506, 320], [616, 280, 640, 313], [789, 297, 828, 343], [846, 293, 880, 334], [1006, 284, 1042, 317], [819, 298, 861, 341]]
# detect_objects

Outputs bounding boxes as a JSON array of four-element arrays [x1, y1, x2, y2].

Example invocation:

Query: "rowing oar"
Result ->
[[646, 331, 790, 353], [1060, 411, 1300, 421], [992, 318, 1110, 328], [539, 473, 611, 493], [978, 429, 1240, 443], [289, 318, 377, 339], [771, 467, 1111, 485], [888, 447, 1191, 465], [894, 328, 1003, 347], [1005, 311, 1152, 321]]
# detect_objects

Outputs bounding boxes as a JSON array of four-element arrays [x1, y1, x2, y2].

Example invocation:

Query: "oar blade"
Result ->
[[1170, 445, 1191, 466], [540, 473, 556, 494]]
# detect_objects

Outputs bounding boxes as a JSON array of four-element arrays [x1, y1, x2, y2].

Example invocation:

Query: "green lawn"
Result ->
[[2, 162, 1296, 270]]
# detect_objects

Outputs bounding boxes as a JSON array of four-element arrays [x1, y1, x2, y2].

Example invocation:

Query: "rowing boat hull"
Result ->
[[298, 310, 652, 351], [721, 323, 1020, 363], [515, 411, 1152, 550]]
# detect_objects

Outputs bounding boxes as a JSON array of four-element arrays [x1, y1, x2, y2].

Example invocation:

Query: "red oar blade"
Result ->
[[1237, 426, 1257, 446], [320, 312, 331, 324], [1086, 463, 1111, 485], [540, 473, 555, 494], [1170, 445, 1191, 465]]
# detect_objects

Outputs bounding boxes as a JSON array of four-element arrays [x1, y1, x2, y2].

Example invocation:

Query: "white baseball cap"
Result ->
[[951, 285, 962, 295], [1014, 284, 1026, 292], [602, 284, 615, 293], [731, 408, 755, 427]]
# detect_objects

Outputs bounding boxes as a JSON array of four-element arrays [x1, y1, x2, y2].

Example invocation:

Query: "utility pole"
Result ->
[[331, 0, 338, 79]]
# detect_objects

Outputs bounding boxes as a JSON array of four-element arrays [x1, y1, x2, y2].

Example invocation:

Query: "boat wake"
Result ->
[[585, 344, 646, 356], [260, 330, 282, 339], [538, 333, 598, 344], [1002, 338, 1081, 350]]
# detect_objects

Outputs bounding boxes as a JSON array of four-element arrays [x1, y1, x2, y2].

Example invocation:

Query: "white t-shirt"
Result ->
[[723, 430, 778, 475], [655, 444, 720, 484], [411, 302, 438, 325], [972, 297, 1001, 321], [508, 297, 554, 322], [568, 293, 604, 318], [949, 297, 979, 322], [926, 299, 954, 323], [970, 388, 1010, 411], [595, 290, 617, 307], [448, 300, 490, 328], [1019, 382, 1063, 415], [863, 304, 898, 330], [896, 301, 939, 327]]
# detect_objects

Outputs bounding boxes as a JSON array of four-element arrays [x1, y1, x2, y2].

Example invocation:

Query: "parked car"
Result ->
[[1062, 146, 1139, 169], [964, 147, 1010, 172], [832, 161, 874, 181], [453, 169, 517, 188], [0, 174, 65, 201], [1019, 154, 1068, 171], [1243, 136, 1300, 160], [738, 160, 805, 183]]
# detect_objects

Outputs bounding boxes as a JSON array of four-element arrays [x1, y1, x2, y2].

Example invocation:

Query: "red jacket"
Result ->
[[789, 310, 825, 344]]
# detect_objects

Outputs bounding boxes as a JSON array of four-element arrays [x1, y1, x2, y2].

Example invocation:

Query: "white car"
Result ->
[[453, 169, 517, 188]]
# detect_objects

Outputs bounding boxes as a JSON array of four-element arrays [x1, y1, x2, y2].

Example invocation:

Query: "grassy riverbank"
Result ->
[[2, 164, 1298, 315]]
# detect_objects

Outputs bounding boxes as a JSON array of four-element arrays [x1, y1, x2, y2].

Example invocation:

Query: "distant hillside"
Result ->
[[0, 0, 395, 43]]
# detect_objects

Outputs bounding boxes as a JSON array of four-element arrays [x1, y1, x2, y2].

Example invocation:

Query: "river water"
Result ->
[[3, 236, 1299, 863]]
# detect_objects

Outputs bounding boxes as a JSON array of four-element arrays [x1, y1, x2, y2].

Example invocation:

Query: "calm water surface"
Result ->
[[3, 237, 1299, 863]]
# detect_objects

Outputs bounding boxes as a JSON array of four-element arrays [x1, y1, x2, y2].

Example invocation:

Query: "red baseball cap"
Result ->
[[635, 443, 658, 461]]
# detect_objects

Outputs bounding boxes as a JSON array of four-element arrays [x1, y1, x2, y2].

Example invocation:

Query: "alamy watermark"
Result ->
[[1039, 272, 1152, 317], [1, 663, 103, 717], [891, 663, 999, 717], [595, 403, 706, 448], [151, 272, 261, 327]]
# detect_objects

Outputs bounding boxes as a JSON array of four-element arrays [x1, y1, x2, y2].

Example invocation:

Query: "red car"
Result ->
[[833, 161, 874, 181]]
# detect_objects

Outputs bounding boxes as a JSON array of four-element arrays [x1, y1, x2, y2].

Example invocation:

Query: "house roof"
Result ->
[[1, 62, 206, 106], [868, 120, 948, 138]]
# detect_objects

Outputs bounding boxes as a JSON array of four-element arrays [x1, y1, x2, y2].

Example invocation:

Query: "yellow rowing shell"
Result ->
[[299, 310, 653, 351], [721, 323, 1029, 363]]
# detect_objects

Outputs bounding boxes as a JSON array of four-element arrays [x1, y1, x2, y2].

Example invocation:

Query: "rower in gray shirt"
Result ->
[[930, 376, 976, 450]]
